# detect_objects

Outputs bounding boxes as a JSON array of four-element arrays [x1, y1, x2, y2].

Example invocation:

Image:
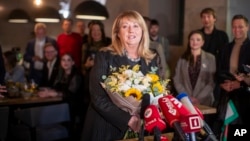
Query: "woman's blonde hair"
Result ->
[[103, 10, 155, 63]]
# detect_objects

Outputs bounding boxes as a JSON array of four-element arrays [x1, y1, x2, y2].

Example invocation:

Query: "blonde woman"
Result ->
[[81, 10, 163, 141]]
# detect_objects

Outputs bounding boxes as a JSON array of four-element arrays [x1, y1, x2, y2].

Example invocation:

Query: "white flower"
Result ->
[[101, 64, 170, 105]]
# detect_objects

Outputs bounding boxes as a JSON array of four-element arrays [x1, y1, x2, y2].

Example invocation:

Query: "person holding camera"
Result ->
[[215, 14, 250, 140]]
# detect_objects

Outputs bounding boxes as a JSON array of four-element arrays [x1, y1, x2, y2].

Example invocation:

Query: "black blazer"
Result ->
[[40, 58, 60, 87], [81, 50, 161, 141], [199, 27, 229, 57], [217, 38, 250, 125]]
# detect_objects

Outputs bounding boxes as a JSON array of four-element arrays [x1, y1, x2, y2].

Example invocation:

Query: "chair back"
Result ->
[[14, 103, 71, 141], [14, 103, 70, 127], [0, 106, 9, 141]]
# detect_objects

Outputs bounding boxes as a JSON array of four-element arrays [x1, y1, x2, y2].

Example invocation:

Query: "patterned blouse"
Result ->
[[188, 55, 201, 89]]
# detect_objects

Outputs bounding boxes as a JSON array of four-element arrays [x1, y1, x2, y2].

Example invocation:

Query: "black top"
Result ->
[[217, 38, 250, 126], [81, 50, 160, 141], [53, 67, 83, 119], [40, 58, 60, 87], [199, 27, 229, 56]]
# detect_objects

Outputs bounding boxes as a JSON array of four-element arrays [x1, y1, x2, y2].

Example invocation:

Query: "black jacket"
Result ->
[[40, 58, 60, 87], [81, 50, 161, 141], [217, 38, 250, 126], [199, 27, 229, 58]]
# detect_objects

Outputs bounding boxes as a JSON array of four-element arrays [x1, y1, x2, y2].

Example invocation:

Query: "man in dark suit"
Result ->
[[40, 43, 60, 87], [23, 23, 57, 85]]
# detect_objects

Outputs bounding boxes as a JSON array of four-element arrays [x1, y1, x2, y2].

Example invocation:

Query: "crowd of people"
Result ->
[[0, 7, 250, 141]]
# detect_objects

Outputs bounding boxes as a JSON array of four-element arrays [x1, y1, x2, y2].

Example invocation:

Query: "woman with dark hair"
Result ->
[[3, 50, 26, 83], [172, 30, 216, 140], [81, 20, 112, 122], [82, 20, 111, 74], [38, 53, 83, 140], [173, 30, 216, 106]]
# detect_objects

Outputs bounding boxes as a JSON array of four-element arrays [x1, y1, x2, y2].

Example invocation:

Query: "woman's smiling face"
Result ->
[[61, 54, 74, 71], [118, 17, 142, 48], [189, 33, 204, 51]]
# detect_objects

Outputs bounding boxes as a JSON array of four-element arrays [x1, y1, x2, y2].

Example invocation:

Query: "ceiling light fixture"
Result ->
[[74, 1, 109, 20], [8, 9, 30, 23], [34, 0, 42, 6], [34, 6, 61, 23]]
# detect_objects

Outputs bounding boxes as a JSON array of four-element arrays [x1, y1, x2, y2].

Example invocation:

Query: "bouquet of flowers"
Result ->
[[101, 64, 170, 138]]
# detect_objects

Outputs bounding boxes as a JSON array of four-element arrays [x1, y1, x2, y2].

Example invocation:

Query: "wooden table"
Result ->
[[195, 104, 217, 115], [0, 96, 63, 106]]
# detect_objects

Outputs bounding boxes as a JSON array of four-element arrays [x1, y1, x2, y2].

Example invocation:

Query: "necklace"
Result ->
[[124, 50, 141, 62]]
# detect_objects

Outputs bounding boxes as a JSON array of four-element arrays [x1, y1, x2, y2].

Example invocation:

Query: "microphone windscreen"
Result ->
[[140, 93, 150, 118], [158, 96, 180, 126], [158, 95, 189, 141], [144, 105, 166, 133], [176, 93, 204, 127], [164, 95, 191, 116], [176, 93, 198, 115]]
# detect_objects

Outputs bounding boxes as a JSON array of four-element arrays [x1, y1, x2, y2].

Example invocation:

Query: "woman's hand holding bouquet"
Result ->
[[101, 64, 170, 139]]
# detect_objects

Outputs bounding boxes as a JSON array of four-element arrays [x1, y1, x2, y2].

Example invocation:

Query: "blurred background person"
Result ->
[[75, 20, 88, 44], [199, 7, 229, 58], [143, 16, 169, 80], [0, 85, 6, 98], [149, 19, 170, 62], [81, 20, 111, 116], [23, 23, 57, 85], [216, 14, 250, 140], [81, 20, 111, 74], [172, 30, 216, 140], [198, 8, 229, 106], [57, 19, 82, 69], [173, 30, 216, 106], [40, 43, 60, 87], [38, 53, 83, 141], [3, 50, 26, 83]]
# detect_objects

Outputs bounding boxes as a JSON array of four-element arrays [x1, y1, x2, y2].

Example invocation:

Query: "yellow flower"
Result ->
[[147, 73, 159, 82], [119, 65, 130, 73], [124, 88, 142, 100], [152, 81, 164, 93], [132, 64, 140, 72]]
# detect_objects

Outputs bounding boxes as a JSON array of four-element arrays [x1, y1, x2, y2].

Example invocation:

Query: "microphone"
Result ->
[[163, 94, 191, 116], [140, 94, 151, 118], [176, 93, 218, 141], [139, 94, 150, 141], [195, 107, 218, 141], [144, 105, 166, 141], [176, 93, 203, 125], [158, 95, 188, 141], [164, 94, 201, 140]]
